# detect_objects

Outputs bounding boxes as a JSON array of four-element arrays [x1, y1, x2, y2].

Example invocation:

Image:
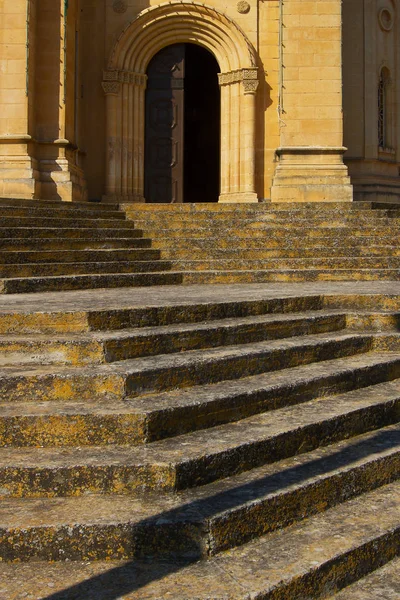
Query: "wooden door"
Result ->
[[145, 45, 185, 203]]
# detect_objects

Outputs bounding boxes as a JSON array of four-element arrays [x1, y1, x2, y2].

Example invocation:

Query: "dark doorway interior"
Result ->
[[145, 43, 220, 203]]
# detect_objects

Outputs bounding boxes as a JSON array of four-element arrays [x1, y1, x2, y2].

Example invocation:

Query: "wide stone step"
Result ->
[[0, 248, 161, 264], [170, 257, 400, 270], [0, 260, 172, 278], [0, 424, 398, 561], [139, 225, 400, 238], [180, 268, 400, 284], [0, 204, 125, 220], [0, 381, 399, 497], [0, 197, 120, 212], [0, 216, 137, 229], [0, 227, 144, 239], [0, 310, 347, 366], [1, 352, 399, 446], [0, 331, 375, 402], [0, 237, 152, 251], [0, 271, 182, 294], [327, 556, 400, 599], [152, 235, 400, 250], [1, 480, 399, 598], [161, 245, 400, 259]]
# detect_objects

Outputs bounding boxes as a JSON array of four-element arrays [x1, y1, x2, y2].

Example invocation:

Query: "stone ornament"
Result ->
[[113, 1, 127, 14], [378, 8, 394, 31], [237, 1, 250, 14]]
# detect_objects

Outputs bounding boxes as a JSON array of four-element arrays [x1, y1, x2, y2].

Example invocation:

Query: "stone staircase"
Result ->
[[125, 201, 400, 283], [0, 197, 181, 293], [1, 198, 400, 294], [0, 284, 400, 598]]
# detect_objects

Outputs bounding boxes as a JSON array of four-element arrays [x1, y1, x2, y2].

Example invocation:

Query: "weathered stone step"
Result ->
[[327, 556, 400, 599], [0, 291, 329, 334], [1, 352, 399, 446], [161, 246, 400, 259], [181, 268, 400, 284], [0, 227, 143, 239], [0, 380, 399, 497], [141, 225, 400, 238], [0, 215, 137, 229], [170, 257, 400, 270], [0, 204, 125, 221], [152, 235, 400, 250], [122, 201, 374, 213], [0, 197, 120, 212], [0, 248, 161, 264], [0, 311, 347, 366], [0, 271, 182, 294], [0, 260, 172, 278], [0, 331, 375, 402], [0, 237, 152, 251], [1, 480, 399, 598], [0, 424, 398, 561]]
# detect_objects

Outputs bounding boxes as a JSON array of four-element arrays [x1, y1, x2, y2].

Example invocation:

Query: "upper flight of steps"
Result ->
[[0, 198, 400, 293], [125, 201, 400, 284], [0, 197, 181, 293], [1, 287, 400, 598]]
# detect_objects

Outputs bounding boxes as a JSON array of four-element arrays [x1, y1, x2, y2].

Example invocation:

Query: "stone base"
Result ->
[[218, 192, 259, 203], [102, 194, 146, 203], [271, 147, 353, 203]]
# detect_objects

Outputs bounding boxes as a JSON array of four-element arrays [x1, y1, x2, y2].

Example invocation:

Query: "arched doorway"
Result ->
[[144, 43, 220, 203], [103, 1, 259, 204]]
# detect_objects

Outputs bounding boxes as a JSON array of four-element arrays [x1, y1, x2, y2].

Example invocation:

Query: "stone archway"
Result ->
[[102, 1, 259, 203]]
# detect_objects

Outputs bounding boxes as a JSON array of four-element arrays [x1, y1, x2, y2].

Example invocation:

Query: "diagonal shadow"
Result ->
[[38, 424, 400, 599]]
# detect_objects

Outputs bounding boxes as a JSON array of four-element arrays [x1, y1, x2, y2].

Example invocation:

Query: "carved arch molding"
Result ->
[[103, 1, 260, 203]]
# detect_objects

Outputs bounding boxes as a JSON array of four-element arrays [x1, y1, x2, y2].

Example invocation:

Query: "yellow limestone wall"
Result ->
[[0, 0, 397, 203]]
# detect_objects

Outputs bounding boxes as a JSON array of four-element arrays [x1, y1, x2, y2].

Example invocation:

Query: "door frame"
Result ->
[[102, 1, 260, 203]]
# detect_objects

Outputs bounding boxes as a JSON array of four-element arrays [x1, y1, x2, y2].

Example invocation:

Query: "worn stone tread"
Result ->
[[327, 556, 400, 599], [1, 377, 400, 496], [0, 309, 348, 365], [0, 481, 399, 598], [0, 424, 398, 562], [0, 331, 375, 401], [0, 260, 173, 278], [1, 351, 399, 445]]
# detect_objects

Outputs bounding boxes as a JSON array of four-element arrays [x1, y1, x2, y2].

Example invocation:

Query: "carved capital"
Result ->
[[103, 70, 147, 88], [243, 79, 259, 94], [102, 81, 121, 95]]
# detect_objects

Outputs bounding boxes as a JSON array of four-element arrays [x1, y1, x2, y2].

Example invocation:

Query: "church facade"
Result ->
[[0, 0, 399, 205]]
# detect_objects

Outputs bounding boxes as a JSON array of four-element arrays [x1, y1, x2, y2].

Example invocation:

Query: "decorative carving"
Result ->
[[103, 70, 147, 87], [102, 81, 121, 95], [378, 7, 394, 31], [113, 1, 127, 13], [243, 79, 259, 94], [237, 1, 250, 14]]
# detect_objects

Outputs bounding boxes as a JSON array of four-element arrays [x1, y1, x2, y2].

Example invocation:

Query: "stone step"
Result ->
[[327, 556, 400, 599], [0, 424, 398, 561], [170, 257, 400, 270], [0, 291, 330, 334], [180, 268, 400, 284], [0, 380, 399, 497], [1, 352, 399, 446], [0, 331, 375, 403], [0, 215, 137, 229], [0, 197, 120, 212], [161, 245, 400, 259], [141, 225, 400, 238], [0, 310, 347, 366], [0, 204, 125, 220], [0, 237, 152, 251], [0, 260, 172, 278], [0, 271, 182, 294], [152, 235, 400, 249], [123, 201, 375, 213], [1, 480, 399, 598], [0, 248, 161, 264], [0, 227, 144, 239]]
